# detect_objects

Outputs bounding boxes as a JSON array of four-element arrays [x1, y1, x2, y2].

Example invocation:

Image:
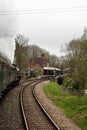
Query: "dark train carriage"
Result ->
[[0, 60, 3, 95], [0, 57, 19, 97], [0, 58, 9, 95]]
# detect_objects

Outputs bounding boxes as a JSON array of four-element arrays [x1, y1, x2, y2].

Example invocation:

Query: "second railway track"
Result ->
[[20, 79, 60, 130]]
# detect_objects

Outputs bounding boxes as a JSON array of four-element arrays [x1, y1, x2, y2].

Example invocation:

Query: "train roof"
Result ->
[[0, 57, 10, 65], [43, 66, 61, 71], [0, 57, 16, 68]]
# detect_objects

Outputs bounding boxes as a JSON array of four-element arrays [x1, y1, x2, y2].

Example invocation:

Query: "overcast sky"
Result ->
[[0, 0, 87, 62]]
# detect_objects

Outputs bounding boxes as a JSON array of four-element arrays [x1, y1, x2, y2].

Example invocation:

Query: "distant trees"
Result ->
[[14, 34, 29, 72], [14, 34, 65, 74], [64, 29, 87, 91], [27, 44, 49, 58], [49, 54, 60, 68], [14, 35, 50, 73], [14, 29, 87, 94]]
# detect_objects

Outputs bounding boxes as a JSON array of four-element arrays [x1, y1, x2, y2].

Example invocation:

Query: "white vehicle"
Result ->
[[43, 67, 62, 76]]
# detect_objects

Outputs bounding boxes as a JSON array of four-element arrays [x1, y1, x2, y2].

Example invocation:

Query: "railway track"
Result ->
[[0, 79, 35, 130], [0, 78, 82, 130], [0, 78, 60, 130], [0, 80, 26, 130], [20, 79, 60, 130]]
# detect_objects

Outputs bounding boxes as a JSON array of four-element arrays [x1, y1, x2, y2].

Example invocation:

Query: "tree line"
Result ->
[[14, 29, 87, 92], [14, 34, 62, 73], [62, 28, 87, 92]]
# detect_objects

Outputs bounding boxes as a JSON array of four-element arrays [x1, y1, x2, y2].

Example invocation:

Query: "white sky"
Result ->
[[0, 0, 87, 62]]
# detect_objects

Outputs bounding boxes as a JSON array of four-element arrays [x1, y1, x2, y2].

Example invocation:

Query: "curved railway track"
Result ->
[[0, 79, 36, 130], [0, 78, 82, 130], [20, 79, 60, 130]]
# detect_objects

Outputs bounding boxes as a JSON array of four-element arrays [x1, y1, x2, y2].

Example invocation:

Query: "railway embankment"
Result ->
[[35, 81, 86, 130]]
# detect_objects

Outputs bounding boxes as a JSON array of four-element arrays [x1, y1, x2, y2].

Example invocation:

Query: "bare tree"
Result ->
[[64, 29, 87, 92], [49, 54, 60, 68], [14, 34, 29, 72]]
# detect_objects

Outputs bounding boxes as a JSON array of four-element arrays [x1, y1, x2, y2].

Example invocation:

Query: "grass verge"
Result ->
[[43, 82, 87, 130]]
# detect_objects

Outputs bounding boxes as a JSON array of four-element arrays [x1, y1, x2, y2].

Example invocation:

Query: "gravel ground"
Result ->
[[35, 81, 82, 130], [0, 85, 24, 130]]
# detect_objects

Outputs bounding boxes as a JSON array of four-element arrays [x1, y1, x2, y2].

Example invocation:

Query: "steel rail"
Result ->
[[20, 80, 38, 130], [32, 82, 61, 130]]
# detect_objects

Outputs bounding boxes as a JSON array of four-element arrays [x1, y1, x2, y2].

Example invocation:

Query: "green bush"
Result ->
[[63, 77, 73, 89], [63, 77, 80, 89], [43, 82, 87, 130]]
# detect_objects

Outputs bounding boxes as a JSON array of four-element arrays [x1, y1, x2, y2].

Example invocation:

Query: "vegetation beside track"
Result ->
[[43, 82, 87, 130]]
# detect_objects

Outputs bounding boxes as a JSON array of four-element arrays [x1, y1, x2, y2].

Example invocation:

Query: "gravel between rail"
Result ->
[[34, 81, 82, 130]]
